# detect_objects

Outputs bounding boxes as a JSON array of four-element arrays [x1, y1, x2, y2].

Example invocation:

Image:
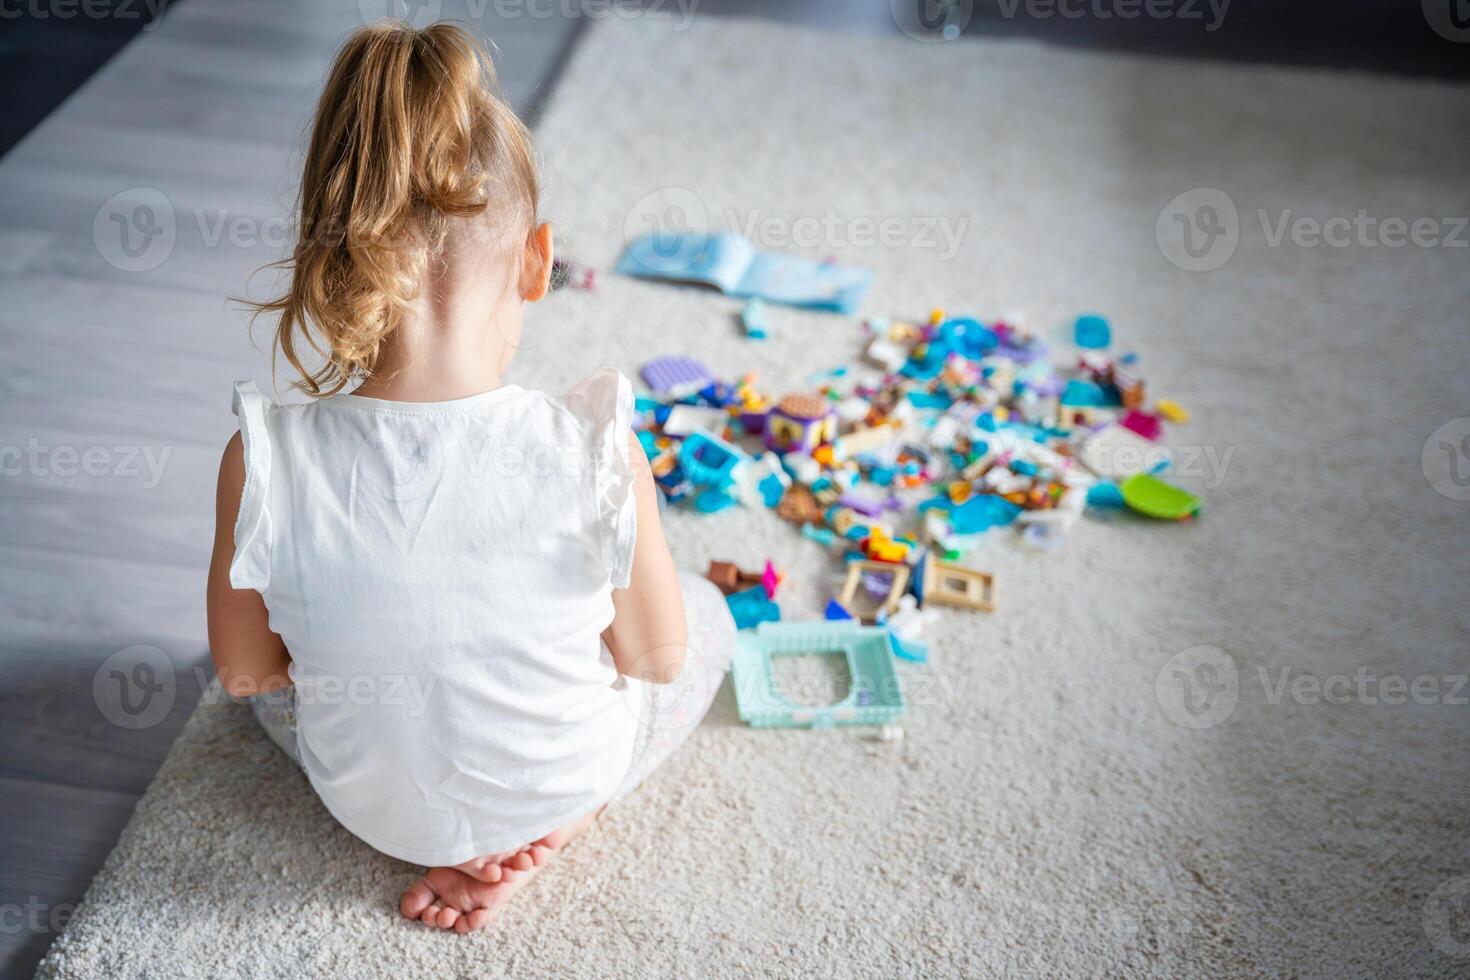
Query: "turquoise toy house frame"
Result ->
[[731, 621, 906, 728]]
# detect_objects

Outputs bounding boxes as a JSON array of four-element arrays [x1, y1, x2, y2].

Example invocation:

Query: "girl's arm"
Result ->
[[206, 433, 292, 697], [602, 432, 687, 684]]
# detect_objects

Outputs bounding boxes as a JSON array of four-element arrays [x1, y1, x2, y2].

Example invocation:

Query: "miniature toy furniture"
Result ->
[[838, 560, 911, 623], [922, 561, 996, 612], [731, 621, 906, 728], [764, 393, 837, 454]]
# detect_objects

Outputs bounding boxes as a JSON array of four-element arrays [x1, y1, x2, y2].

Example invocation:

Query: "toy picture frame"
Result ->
[[838, 560, 911, 623], [922, 561, 996, 612]]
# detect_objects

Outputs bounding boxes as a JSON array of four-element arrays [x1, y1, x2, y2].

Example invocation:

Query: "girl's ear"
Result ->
[[520, 222, 554, 302]]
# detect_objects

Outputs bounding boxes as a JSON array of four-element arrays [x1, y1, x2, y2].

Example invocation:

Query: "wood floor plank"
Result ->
[[0, 777, 143, 980]]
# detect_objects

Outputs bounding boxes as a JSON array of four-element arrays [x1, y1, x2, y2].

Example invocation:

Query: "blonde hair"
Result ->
[[247, 21, 539, 396]]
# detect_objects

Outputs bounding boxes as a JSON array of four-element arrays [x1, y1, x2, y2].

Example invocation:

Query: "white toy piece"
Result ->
[[926, 415, 961, 451], [835, 396, 871, 425], [835, 424, 899, 461], [734, 451, 791, 508], [782, 452, 822, 486], [865, 337, 907, 372], [662, 404, 729, 438], [1078, 424, 1171, 479], [1017, 487, 1087, 531], [886, 594, 940, 641]]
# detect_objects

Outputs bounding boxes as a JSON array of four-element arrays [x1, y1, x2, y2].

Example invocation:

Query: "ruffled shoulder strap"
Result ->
[[230, 380, 274, 592], [563, 369, 638, 589]]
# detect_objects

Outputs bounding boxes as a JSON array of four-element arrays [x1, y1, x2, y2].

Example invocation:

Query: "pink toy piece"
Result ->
[[1120, 409, 1163, 442], [761, 560, 780, 599]]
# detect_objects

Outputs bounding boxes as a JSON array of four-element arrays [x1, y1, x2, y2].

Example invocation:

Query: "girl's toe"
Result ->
[[455, 907, 495, 933], [400, 881, 435, 919]]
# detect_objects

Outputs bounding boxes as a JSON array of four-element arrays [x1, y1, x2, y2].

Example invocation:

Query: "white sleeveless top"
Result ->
[[230, 369, 641, 866]]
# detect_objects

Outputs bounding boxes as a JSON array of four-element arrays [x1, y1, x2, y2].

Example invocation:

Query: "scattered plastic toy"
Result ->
[[632, 311, 1200, 653], [1074, 313, 1111, 349], [550, 257, 595, 291], [731, 621, 905, 728], [1119, 473, 1201, 521], [1154, 398, 1190, 423], [726, 585, 781, 630], [741, 298, 769, 340], [641, 356, 716, 397]]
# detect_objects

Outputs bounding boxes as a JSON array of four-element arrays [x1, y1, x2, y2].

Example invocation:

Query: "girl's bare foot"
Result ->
[[398, 807, 601, 933]]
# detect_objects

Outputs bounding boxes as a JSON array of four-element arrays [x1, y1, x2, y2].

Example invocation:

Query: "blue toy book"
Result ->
[[616, 232, 873, 314]]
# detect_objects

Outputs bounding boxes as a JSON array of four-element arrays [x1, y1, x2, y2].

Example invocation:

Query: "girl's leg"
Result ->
[[609, 569, 738, 804]]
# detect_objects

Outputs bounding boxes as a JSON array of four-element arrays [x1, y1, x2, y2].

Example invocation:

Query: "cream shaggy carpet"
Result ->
[[38, 15, 1470, 979]]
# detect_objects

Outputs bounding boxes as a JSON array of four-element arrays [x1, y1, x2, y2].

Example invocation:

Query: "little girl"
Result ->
[[205, 22, 735, 934]]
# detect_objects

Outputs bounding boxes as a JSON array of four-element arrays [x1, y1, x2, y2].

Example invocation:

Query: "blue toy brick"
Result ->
[[741, 297, 769, 339], [887, 632, 928, 664], [1074, 313, 1111, 349], [731, 621, 906, 729], [801, 524, 836, 546], [695, 488, 738, 513], [824, 598, 853, 620], [726, 586, 781, 630], [1060, 378, 1108, 408]]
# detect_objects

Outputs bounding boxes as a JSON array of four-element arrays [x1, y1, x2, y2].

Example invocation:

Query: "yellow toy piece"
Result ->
[[1155, 398, 1190, 423], [863, 526, 909, 563]]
